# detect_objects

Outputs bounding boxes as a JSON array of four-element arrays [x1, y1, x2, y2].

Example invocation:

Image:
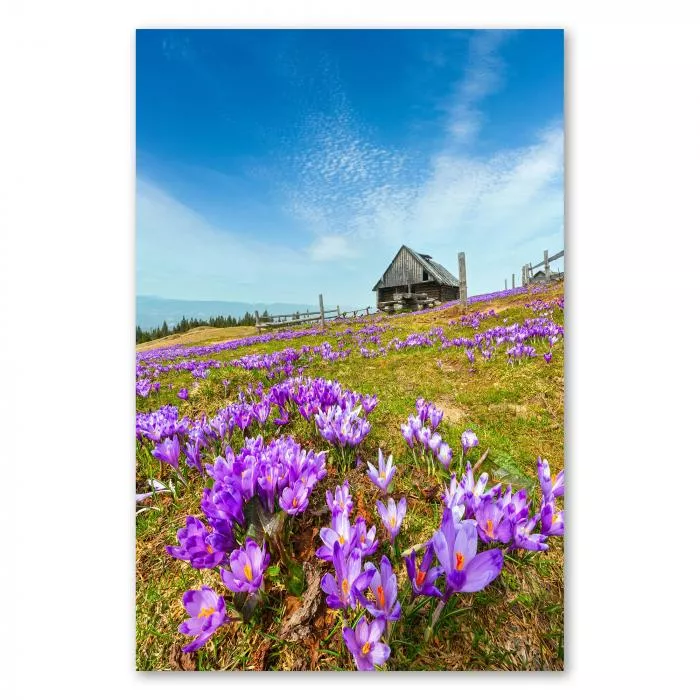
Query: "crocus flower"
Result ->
[[552, 469, 565, 499], [437, 442, 453, 470], [152, 435, 180, 470], [320, 542, 367, 609], [475, 496, 513, 544], [461, 463, 489, 517], [400, 422, 415, 447], [427, 405, 443, 430], [220, 538, 269, 596], [177, 388, 189, 400], [166, 516, 225, 569], [316, 511, 356, 561], [361, 394, 378, 414], [279, 481, 310, 516], [428, 432, 443, 454], [512, 516, 549, 552], [543, 352, 553, 363], [355, 556, 401, 621], [354, 516, 379, 557], [461, 430, 479, 454], [366, 449, 396, 493], [540, 501, 564, 536], [178, 586, 229, 653], [431, 509, 503, 598], [342, 616, 391, 671], [404, 543, 443, 599], [376, 497, 406, 542], [326, 481, 353, 517]]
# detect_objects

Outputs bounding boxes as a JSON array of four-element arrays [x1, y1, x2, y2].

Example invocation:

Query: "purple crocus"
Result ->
[[400, 422, 415, 447], [320, 542, 367, 609], [220, 538, 269, 596], [461, 430, 479, 454], [376, 497, 407, 543], [342, 616, 391, 671], [316, 511, 356, 561], [431, 509, 503, 598], [475, 496, 513, 544], [326, 481, 353, 517], [361, 394, 378, 414], [177, 387, 189, 401], [355, 556, 401, 621], [437, 442, 453, 470], [178, 586, 229, 653], [540, 501, 565, 536], [152, 435, 180, 470], [512, 516, 549, 552], [543, 352, 553, 363], [366, 448, 396, 493], [166, 516, 225, 569], [279, 481, 310, 516], [354, 516, 379, 557], [427, 405, 443, 430], [404, 543, 443, 599], [538, 457, 564, 501]]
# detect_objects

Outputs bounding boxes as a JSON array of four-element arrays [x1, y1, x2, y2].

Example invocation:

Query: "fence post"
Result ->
[[544, 249, 550, 281], [319, 294, 325, 328], [458, 252, 467, 308], [254, 310, 260, 334], [512, 273, 515, 289]]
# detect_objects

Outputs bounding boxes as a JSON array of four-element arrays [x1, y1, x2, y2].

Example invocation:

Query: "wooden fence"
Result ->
[[255, 294, 373, 333], [521, 249, 564, 286]]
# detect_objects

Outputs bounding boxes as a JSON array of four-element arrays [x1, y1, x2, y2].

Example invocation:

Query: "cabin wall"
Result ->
[[378, 248, 433, 287]]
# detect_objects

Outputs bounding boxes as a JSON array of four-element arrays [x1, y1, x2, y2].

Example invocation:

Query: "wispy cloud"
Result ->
[[445, 30, 512, 146], [281, 30, 562, 290]]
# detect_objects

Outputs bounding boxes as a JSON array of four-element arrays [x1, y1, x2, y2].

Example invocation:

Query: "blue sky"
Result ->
[[137, 29, 564, 307]]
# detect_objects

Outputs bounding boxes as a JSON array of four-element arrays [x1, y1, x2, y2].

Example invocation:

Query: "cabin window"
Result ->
[[422, 270, 429, 281]]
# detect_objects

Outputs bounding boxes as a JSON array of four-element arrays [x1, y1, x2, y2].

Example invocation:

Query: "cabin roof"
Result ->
[[372, 245, 459, 291]]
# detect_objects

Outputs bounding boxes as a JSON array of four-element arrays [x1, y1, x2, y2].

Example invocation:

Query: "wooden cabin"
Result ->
[[372, 246, 460, 312]]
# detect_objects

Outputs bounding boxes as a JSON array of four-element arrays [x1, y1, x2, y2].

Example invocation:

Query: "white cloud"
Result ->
[[308, 235, 359, 261], [281, 30, 563, 295]]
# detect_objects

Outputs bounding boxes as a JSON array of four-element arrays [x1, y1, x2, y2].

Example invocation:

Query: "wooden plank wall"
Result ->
[[379, 247, 426, 288]]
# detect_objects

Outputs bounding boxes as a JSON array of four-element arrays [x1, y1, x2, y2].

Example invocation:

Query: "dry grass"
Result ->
[[136, 325, 258, 351]]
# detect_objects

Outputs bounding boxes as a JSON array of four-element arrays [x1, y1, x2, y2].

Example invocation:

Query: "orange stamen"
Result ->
[[198, 606, 215, 618], [455, 552, 465, 571], [485, 519, 495, 538], [362, 641, 371, 655], [342, 579, 349, 597], [292, 497, 298, 507], [416, 570, 426, 586], [377, 585, 386, 608], [243, 563, 253, 581]]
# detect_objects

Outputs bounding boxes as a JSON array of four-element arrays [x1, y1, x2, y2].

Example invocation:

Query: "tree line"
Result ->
[[136, 311, 272, 344]]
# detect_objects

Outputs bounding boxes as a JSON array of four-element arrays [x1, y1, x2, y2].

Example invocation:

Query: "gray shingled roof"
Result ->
[[404, 246, 459, 287]]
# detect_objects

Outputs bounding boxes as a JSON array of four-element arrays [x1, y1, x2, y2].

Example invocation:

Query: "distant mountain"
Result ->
[[136, 296, 318, 331]]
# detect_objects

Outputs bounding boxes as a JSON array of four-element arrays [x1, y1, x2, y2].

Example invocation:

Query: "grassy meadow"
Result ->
[[135, 281, 564, 671]]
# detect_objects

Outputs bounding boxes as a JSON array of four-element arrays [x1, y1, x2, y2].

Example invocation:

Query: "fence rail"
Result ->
[[255, 296, 374, 333], [521, 248, 564, 286]]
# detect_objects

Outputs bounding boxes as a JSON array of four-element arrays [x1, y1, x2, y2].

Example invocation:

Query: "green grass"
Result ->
[[135, 281, 564, 671]]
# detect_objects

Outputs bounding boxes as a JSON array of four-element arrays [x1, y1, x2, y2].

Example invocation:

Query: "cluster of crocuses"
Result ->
[[317, 481, 405, 671], [400, 398, 454, 473], [440, 456, 564, 553], [166, 433, 328, 651], [447, 308, 497, 328], [138, 377, 378, 488]]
